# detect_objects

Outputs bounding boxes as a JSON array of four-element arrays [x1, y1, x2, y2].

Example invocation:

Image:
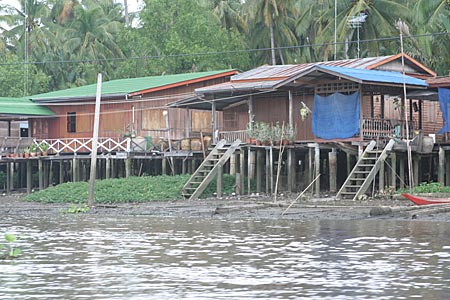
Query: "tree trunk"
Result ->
[[270, 23, 276, 65]]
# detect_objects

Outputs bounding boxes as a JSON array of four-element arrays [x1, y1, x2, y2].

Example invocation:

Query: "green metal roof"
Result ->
[[0, 97, 55, 116], [30, 70, 235, 101]]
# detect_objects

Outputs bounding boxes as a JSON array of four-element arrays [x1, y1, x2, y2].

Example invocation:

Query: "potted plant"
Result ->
[[23, 147, 30, 159], [246, 122, 256, 144], [29, 144, 38, 157], [284, 124, 297, 144], [39, 142, 50, 156]]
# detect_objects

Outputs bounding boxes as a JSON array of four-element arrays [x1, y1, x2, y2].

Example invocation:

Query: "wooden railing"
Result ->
[[219, 130, 248, 143], [362, 118, 415, 139]]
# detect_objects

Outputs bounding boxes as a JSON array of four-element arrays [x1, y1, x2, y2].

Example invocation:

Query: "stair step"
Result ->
[[354, 170, 370, 174], [358, 164, 375, 167], [340, 191, 357, 195]]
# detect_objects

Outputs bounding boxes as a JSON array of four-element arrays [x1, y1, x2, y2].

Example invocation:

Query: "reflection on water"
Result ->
[[1, 215, 450, 299]]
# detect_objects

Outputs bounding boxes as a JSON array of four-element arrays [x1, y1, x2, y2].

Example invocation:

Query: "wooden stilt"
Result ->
[[346, 152, 352, 176], [265, 148, 270, 194], [413, 155, 420, 187], [399, 156, 405, 189], [256, 150, 263, 193], [235, 151, 241, 194], [308, 147, 313, 184], [182, 158, 187, 174], [72, 157, 78, 182], [287, 148, 295, 192], [26, 160, 32, 194], [44, 160, 49, 188], [446, 151, 450, 186], [329, 149, 337, 193], [38, 158, 43, 190], [391, 152, 397, 190], [125, 156, 132, 178], [438, 147, 445, 185], [248, 147, 255, 193], [217, 164, 223, 198], [240, 147, 245, 194], [379, 158, 385, 193], [230, 153, 237, 175], [314, 145, 320, 196], [59, 160, 64, 184], [270, 146, 274, 194], [6, 162, 11, 194], [106, 156, 111, 179]]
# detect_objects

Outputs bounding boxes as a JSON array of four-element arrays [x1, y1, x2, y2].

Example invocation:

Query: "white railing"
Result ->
[[33, 137, 131, 155]]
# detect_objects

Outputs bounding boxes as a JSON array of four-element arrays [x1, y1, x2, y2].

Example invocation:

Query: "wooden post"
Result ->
[[235, 151, 241, 194], [308, 147, 313, 184], [270, 146, 274, 194], [346, 152, 352, 176], [399, 156, 405, 189], [256, 149, 263, 193], [45, 160, 50, 188], [438, 147, 445, 185], [265, 148, 270, 194], [38, 158, 43, 190], [329, 149, 337, 193], [314, 144, 320, 196], [413, 155, 420, 187], [59, 160, 64, 184], [72, 157, 78, 182], [287, 148, 295, 192], [379, 159, 385, 193], [248, 147, 255, 193], [288, 90, 294, 128], [26, 160, 32, 194], [217, 164, 223, 197], [212, 100, 217, 144], [88, 73, 102, 206], [182, 159, 187, 174], [446, 151, 450, 186], [6, 162, 11, 194], [125, 156, 132, 178], [230, 153, 237, 175], [240, 147, 245, 194], [106, 156, 111, 179], [162, 157, 167, 175], [391, 152, 397, 190]]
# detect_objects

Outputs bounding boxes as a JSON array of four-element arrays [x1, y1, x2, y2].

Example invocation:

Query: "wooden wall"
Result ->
[[32, 75, 229, 141]]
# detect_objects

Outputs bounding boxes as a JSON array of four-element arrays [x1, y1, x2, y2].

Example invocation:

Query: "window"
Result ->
[[67, 112, 76, 133]]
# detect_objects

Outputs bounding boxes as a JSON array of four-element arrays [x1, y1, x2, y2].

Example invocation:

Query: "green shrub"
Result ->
[[397, 182, 450, 194]]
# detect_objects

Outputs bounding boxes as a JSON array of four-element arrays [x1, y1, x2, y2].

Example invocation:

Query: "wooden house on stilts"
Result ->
[[173, 53, 450, 200]]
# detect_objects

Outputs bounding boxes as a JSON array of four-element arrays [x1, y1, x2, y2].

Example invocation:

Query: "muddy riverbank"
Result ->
[[2, 192, 450, 222]]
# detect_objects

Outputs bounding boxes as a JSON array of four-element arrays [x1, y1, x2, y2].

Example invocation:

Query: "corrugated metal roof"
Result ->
[[30, 70, 235, 101], [427, 76, 450, 88], [0, 97, 55, 116], [230, 56, 394, 81], [316, 65, 428, 87], [196, 80, 283, 94]]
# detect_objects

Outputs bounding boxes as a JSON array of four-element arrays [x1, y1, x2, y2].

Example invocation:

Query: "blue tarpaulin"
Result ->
[[438, 87, 450, 134], [312, 92, 360, 139]]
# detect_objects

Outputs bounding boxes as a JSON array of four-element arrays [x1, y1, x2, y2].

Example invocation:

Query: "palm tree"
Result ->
[[205, 0, 248, 33], [55, 0, 125, 84], [410, 0, 450, 75], [245, 0, 298, 65], [334, 0, 409, 59]]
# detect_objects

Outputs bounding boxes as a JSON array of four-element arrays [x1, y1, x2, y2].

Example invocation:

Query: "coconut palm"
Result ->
[[410, 0, 450, 75], [245, 0, 298, 65]]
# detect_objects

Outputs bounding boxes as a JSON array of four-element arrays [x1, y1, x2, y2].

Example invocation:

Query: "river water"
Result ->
[[1, 215, 449, 299]]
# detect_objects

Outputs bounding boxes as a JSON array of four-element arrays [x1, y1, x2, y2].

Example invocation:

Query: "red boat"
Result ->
[[402, 193, 450, 205]]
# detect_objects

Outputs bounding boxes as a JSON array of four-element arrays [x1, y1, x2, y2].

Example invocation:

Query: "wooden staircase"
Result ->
[[336, 139, 395, 200], [182, 139, 241, 200]]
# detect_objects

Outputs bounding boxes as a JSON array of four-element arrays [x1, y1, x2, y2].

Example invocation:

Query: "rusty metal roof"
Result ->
[[427, 76, 450, 88], [230, 56, 394, 81]]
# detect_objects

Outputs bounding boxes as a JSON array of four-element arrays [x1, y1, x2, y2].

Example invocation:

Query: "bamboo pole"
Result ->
[[281, 174, 321, 216]]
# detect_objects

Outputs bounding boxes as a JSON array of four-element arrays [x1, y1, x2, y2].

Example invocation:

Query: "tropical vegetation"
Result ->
[[0, 0, 449, 97], [24, 174, 239, 203]]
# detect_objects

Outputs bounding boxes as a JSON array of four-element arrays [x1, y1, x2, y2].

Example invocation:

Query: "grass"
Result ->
[[397, 182, 450, 194], [24, 174, 240, 204]]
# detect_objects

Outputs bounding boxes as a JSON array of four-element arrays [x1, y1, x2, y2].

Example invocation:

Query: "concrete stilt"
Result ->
[[329, 149, 337, 193]]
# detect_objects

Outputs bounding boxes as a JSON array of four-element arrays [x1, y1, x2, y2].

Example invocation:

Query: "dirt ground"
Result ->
[[2, 192, 450, 222]]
